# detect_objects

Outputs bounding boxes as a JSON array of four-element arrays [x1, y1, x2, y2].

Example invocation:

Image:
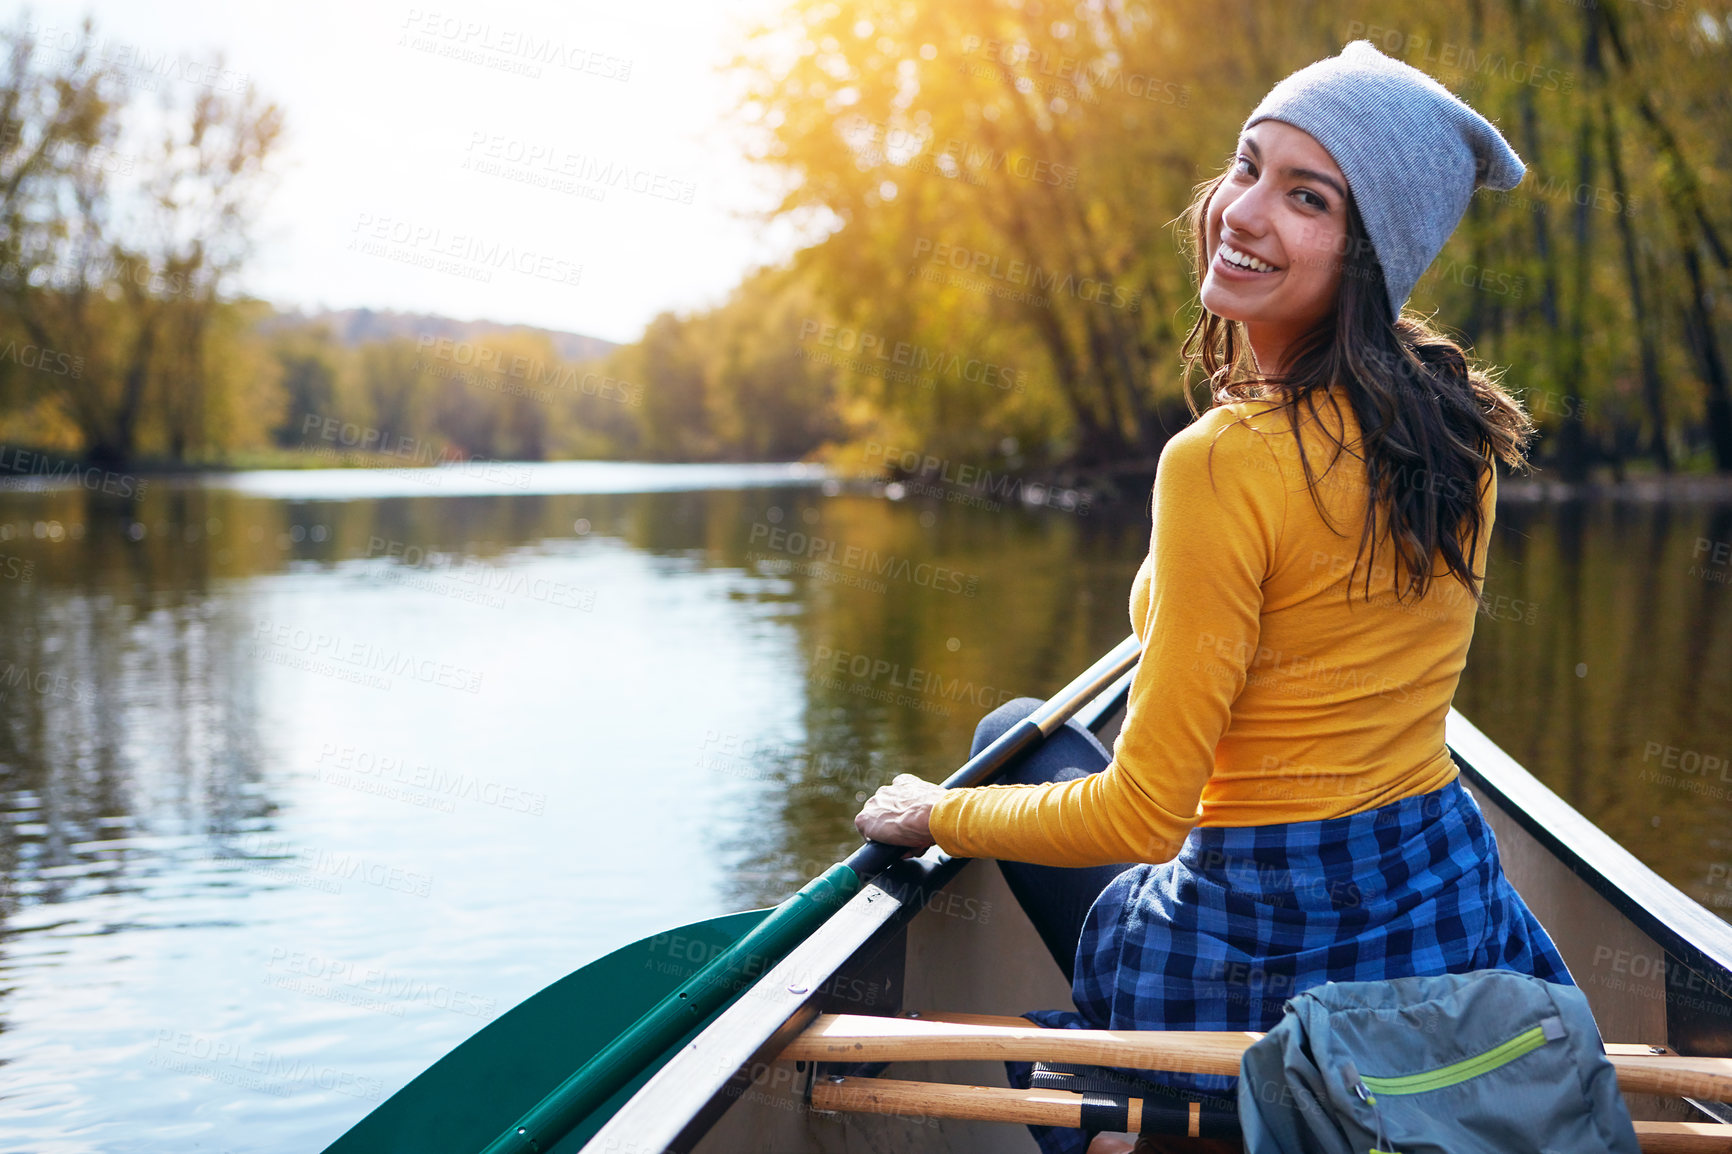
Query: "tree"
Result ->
[[0, 17, 283, 466], [270, 324, 340, 448], [709, 0, 1732, 475]]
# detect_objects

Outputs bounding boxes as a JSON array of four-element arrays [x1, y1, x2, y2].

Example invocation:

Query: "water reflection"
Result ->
[[0, 471, 860, 1151], [1454, 494, 1732, 917], [0, 465, 1727, 1149]]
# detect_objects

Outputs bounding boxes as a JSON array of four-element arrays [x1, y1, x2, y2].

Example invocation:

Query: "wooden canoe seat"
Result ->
[[786, 1013, 1732, 1152]]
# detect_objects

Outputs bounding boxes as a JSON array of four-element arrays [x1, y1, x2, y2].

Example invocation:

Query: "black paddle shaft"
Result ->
[[844, 633, 1142, 881]]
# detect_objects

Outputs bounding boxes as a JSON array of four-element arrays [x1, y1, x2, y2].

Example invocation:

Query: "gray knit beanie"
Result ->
[[1242, 38, 1526, 317]]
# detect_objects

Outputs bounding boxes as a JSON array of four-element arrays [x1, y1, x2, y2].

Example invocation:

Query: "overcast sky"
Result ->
[[16, 0, 809, 344]]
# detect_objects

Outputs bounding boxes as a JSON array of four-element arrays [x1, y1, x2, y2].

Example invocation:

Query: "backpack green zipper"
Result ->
[[1359, 1023, 1551, 1096]]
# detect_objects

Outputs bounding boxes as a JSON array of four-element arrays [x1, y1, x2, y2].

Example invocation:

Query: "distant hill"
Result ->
[[261, 307, 620, 363]]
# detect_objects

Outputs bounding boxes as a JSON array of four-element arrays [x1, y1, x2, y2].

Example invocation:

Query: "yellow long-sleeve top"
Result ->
[[928, 390, 1495, 868]]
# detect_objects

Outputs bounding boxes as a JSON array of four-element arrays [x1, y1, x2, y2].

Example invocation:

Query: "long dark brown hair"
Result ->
[[1174, 163, 1536, 609]]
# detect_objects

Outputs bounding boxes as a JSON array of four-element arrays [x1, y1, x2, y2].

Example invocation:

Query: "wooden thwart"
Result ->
[[783, 1012, 1732, 1104], [808, 1076, 1732, 1153]]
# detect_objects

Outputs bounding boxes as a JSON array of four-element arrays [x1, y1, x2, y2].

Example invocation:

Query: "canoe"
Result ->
[[576, 665, 1732, 1152]]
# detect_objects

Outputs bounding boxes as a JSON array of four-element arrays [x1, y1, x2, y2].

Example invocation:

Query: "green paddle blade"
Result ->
[[322, 908, 773, 1154]]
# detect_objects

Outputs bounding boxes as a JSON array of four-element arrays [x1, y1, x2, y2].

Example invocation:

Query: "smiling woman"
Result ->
[[1179, 61, 1535, 609], [1196, 120, 1353, 372], [854, 38, 1560, 1154]]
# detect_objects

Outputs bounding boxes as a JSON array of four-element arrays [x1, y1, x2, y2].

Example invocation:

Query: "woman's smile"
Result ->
[[1210, 241, 1285, 282]]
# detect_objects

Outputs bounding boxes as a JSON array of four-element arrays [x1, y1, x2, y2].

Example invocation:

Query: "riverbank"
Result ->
[[6, 443, 1732, 506]]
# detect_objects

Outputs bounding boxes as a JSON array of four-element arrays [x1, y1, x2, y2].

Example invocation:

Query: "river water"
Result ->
[[0, 461, 1727, 1151]]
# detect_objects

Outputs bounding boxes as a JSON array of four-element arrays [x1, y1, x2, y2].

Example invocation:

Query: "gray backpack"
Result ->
[[1237, 970, 1640, 1153]]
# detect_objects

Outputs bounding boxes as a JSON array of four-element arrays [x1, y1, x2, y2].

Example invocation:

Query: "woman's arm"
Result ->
[[912, 407, 1288, 867]]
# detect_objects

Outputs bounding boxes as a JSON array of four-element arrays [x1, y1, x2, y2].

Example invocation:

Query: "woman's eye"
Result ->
[[1234, 156, 1327, 209]]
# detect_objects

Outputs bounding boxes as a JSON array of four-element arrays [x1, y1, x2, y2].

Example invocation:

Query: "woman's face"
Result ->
[[1201, 120, 1351, 370]]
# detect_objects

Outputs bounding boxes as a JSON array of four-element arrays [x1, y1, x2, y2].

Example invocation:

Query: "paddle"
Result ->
[[320, 632, 1144, 1154]]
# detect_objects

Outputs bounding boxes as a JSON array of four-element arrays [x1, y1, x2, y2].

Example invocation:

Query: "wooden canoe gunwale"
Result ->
[[1445, 709, 1732, 997], [575, 837, 971, 1151], [582, 671, 1732, 1150], [1444, 708, 1732, 1123]]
